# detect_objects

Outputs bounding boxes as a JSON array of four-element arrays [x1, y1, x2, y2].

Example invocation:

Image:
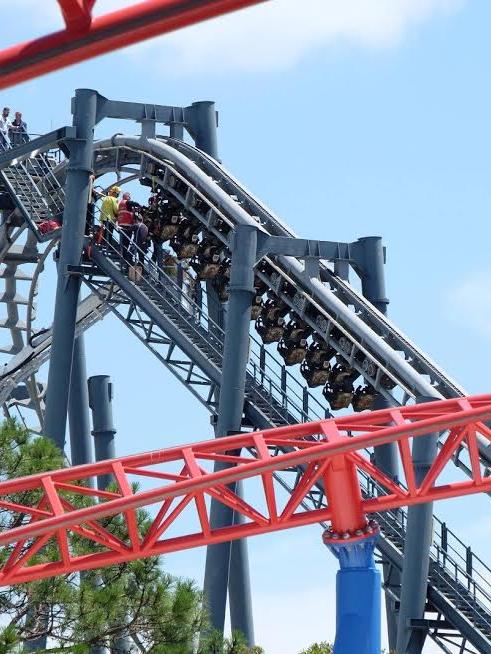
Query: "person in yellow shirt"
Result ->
[[99, 185, 120, 247]]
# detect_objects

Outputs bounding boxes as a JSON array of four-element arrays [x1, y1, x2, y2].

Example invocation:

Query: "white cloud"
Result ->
[[445, 270, 491, 339], [148, 0, 465, 74], [15, 0, 465, 74]]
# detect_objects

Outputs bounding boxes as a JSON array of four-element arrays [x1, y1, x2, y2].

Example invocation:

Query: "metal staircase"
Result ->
[[80, 232, 491, 654], [0, 139, 91, 425], [0, 146, 64, 241]]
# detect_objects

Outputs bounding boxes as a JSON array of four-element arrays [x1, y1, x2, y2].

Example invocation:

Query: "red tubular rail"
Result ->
[[0, 0, 267, 90], [0, 394, 490, 585]]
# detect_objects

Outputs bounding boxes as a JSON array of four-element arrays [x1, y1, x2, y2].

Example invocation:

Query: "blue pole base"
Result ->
[[326, 533, 381, 654]]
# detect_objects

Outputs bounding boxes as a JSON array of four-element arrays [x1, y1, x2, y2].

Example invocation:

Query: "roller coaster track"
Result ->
[[94, 136, 491, 471], [1, 134, 490, 652]]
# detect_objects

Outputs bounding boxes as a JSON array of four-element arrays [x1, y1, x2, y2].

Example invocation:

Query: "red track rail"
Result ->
[[0, 395, 490, 585], [0, 0, 267, 90]]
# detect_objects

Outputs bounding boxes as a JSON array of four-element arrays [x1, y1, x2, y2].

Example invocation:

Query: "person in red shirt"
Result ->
[[118, 191, 136, 270]]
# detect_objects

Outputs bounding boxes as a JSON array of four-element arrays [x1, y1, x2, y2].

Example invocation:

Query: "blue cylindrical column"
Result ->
[[44, 89, 98, 450], [326, 533, 381, 654], [202, 225, 257, 643]]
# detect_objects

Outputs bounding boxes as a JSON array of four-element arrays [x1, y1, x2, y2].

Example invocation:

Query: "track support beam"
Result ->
[[44, 88, 97, 451], [69, 335, 94, 469], [358, 236, 400, 651], [88, 375, 117, 491], [203, 224, 257, 644], [88, 375, 132, 654], [322, 433, 381, 654], [396, 396, 438, 654], [327, 535, 381, 654]]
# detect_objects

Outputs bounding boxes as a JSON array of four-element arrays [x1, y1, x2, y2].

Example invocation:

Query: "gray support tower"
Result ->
[[88, 375, 133, 654], [190, 103, 254, 643], [44, 89, 98, 450], [69, 335, 94, 468], [26, 334, 94, 652], [88, 375, 117, 488], [357, 237, 400, 650], [189, 101, 219, 159], [202, 225, 257, 643], [396, 396, 438, 654]]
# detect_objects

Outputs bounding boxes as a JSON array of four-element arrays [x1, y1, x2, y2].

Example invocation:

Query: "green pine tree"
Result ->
[[298, 643, 333, 654], [0, 418, 205, 653]]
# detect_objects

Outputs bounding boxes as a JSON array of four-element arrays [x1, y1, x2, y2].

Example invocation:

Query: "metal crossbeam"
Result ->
[[0, 395, 490, 586]]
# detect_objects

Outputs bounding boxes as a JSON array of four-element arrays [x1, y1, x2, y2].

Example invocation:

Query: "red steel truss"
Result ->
[[0, 394, 490, 586], [0, 0, 267, 90]]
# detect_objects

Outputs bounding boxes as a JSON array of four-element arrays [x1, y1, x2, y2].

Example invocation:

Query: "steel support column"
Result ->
[[189, 101, 219, 159], [357, 236, 400, 650], [192, 104, 254, 643], [68, 335, 93, 468], [69, 336, 104, 654], [169, 122, 184, 140], [327, 536, 381, 654], [88, 375, 132, 654], [323, 439, 381, 654], [228, 481, 254, 640], [334, 260, 349, 282], [88, 375, 116, 491], [203, 224, 256, 643], [26, 338, 93, 652], [44, 88, 97, 450], [396, 396, 438, 654]]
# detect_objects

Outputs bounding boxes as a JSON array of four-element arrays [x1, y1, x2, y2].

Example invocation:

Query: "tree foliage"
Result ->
[[298, 644, 395, 654], [198, 630, 264, 654], [298, 643, 333, 654], [0, 419, 205, 653]]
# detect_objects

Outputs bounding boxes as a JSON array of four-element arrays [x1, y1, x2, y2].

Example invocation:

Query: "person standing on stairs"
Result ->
[[9, 111, 28, 146], [0, 107, 11, 149], [133, 213, 149, 271], [118, 191, 136, 272], [99, 185, 120, 250]]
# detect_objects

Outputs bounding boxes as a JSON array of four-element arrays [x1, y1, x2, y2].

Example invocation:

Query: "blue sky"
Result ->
[[2, 1, 491, 652]]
